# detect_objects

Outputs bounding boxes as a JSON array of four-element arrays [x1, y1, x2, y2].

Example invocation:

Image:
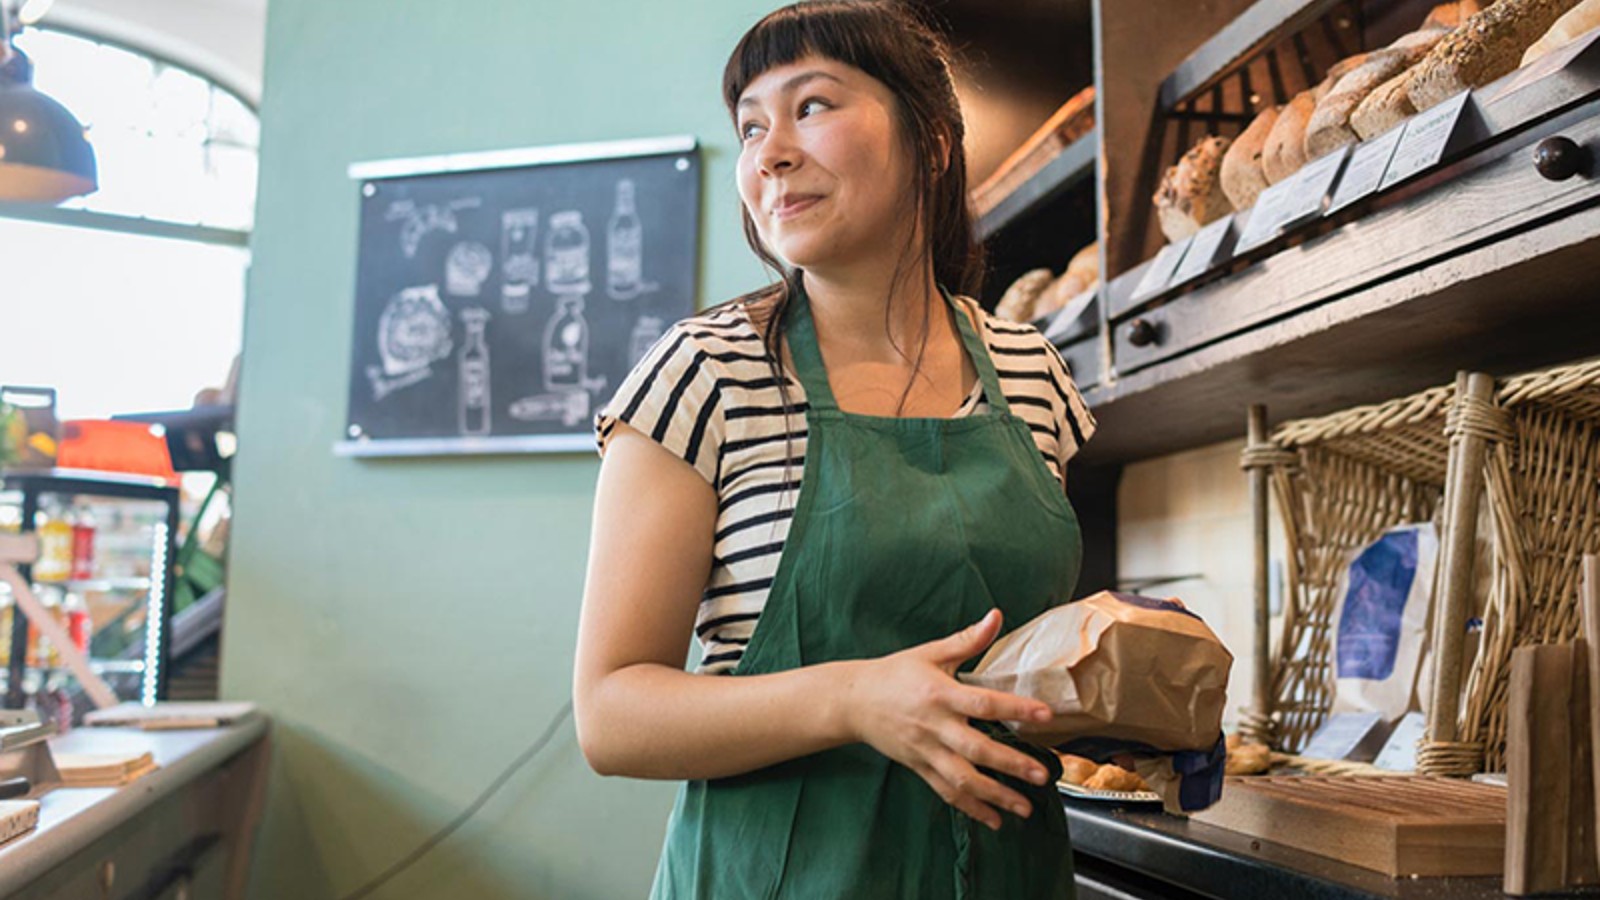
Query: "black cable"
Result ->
[[335, 701, 574, 900]]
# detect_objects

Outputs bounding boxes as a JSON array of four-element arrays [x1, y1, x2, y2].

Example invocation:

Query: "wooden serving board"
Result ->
[[1190, 776, 1506, 877]]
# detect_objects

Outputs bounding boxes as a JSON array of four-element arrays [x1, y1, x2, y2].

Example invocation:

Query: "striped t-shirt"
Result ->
[[594, 291, 1097, 674]]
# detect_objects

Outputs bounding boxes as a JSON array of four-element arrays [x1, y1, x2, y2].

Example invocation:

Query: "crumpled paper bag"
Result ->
[[960, 591, 1234, 813]]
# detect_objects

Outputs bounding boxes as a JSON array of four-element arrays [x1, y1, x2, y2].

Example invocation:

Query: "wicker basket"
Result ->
[[1241, 357, 1600, 774]]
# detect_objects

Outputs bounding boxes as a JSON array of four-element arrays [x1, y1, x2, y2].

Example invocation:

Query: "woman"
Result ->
[[574, 2, 1097, 896]]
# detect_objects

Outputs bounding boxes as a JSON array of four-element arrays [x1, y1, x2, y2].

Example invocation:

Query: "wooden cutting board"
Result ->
[[1190, 775, 1506, 877]]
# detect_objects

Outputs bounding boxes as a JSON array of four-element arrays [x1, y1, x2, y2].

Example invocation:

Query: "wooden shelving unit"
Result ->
[[976, 129, 1098, 240]]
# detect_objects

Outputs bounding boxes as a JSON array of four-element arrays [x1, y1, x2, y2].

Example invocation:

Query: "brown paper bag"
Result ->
[[961, 591, 1233, 751]]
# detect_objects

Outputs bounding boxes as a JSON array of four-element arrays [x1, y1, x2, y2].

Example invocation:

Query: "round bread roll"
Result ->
[[1305, 30, 1447, 159], [1154, 135, 1235, 242], [1065, 241, 1099, 285], [1084, 764, 1148, 793], [1262, 88, 1320, 184], [1351, 67, 1419, 139], [1221, 104, 1280, 210], [1055, 753, 1099, 786], [995, 268, 1054, 323], [1032, 270, 1090, 320]]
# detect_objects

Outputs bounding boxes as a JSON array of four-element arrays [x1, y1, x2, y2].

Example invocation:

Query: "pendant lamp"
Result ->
[[0, 2, 96, 204]]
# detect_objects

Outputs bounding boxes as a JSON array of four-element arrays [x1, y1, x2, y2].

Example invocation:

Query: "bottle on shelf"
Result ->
[[34, 501, 72, 583], [69, 504, 96, 582], [62, 591, 89, 657]]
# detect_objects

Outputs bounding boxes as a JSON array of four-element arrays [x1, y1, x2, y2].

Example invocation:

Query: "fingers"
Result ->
[[919, 608, 1003, 668], [922, 753, 1035, 832], [946, 684, 1052, 726], [944, 721, 1051, 789]]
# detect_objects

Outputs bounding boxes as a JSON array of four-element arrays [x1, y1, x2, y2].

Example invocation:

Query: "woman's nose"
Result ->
[[757, 123, 800, 176]]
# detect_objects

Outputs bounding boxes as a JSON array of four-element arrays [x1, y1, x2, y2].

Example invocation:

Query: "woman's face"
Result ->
[[735, 54, 918, 272]]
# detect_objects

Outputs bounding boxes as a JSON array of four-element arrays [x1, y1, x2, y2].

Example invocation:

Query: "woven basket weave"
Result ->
[[1249, 357, 1600, 773]]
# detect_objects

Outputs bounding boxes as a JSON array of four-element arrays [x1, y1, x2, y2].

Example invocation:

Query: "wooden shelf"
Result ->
[[1157, 0, 1349, 111], [976, 129, 1097, 241], [1076, 192, 1600, 464]]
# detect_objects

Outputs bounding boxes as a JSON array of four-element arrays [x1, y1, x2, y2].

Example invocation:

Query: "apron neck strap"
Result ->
[[784, 277, 1010, 416]]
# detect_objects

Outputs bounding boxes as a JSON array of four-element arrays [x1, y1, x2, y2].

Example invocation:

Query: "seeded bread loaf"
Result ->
[[1306, 29, 1449, 158], [1523, 0, 1600, 64], [1408, 0, 1583, 111], [1222, 105, 1280, 209], [1154, 135, 1235, 242], [1424, 0, 1486, 30]]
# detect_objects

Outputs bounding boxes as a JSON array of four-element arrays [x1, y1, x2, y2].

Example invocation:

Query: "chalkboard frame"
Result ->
[[334, 135, 701, 458]]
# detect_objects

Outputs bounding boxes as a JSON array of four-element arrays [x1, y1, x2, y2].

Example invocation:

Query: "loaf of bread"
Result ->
[[995, 268, 1054, 323], [1263, 89, 1320, 183], [1032, 269, 1091, 319], [1306, 29, 1449, 158], [1154, 136, 1235, 242], [1055, 752, 1100, 786], [1524, 0, 1600, 64], [1408, 0, 1584, 111], [1221, 105, 1280, 209], [1065, 241, 1098, 284], [1351, 67, 1418, 138], [1424, 0, 1486, 30]]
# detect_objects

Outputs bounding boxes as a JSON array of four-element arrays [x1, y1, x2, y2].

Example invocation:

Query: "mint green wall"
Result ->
[[224, 2, 772, 896]]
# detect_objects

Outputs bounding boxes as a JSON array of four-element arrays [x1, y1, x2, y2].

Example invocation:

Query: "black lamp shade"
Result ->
[[0, 53, 97, 203]]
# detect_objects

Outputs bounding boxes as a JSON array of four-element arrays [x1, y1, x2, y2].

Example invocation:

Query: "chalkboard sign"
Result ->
[[336, 136, 700, 457]]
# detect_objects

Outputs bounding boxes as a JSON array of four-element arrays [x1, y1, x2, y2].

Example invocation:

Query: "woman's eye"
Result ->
[[739, 121, 764, 141], [799, 98, 828, 117]]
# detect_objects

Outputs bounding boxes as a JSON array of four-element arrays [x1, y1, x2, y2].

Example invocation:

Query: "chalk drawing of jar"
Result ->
[[545, 210, 591, 296]]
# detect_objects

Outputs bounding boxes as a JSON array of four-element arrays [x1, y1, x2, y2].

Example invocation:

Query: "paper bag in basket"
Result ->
[[961, 591, 1233, 812]]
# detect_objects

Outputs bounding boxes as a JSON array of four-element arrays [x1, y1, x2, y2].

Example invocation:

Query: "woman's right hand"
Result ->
[[840, 608, 1054, 831]]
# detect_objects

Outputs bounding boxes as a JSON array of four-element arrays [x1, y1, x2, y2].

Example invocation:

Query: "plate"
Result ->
[[1055, 780, 1161, 804]]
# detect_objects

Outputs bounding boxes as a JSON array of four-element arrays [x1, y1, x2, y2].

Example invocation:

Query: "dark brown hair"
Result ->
[[721, 0, 984, 414]]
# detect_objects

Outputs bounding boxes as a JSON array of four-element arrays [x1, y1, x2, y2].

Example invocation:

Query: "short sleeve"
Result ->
[[594, 324, 724, 485], [1044, 343, 1097, 465]]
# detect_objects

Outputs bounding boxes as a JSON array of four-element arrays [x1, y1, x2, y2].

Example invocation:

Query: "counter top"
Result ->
[[1063, 795, 1600, 900], [0, 716, 269, 895]]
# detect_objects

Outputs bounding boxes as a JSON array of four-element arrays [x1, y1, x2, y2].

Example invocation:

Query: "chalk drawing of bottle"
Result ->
[[458, 308, 492, 436], [543, 294, 591, 393], [501, 208, 539, 314], [607, 180, 644, 300], [545, 210, 591, 296], [628, 315, 664, 369]]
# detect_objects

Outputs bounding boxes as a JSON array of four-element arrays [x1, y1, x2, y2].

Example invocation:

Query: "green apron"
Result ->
[[652, 285, 1084, 899]]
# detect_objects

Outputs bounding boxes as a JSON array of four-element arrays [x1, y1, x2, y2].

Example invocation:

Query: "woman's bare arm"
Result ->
[[573, 423, 1056, 829]]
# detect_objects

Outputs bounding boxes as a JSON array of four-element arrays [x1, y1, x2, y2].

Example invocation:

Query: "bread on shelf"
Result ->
[[1423, 0, 1486, 30], [995, 268, 1054, 323], [1222, 105, 1280, 210], [1523, 0, 1600, 64], [1306, 29, 1450, 158], [1155, 135, 1234, 242], [1263, 87, 1323, 183], [1407, 0, 1584, 112], [1352, 66, 1422, 138], [1065, 241, 1098, 285]]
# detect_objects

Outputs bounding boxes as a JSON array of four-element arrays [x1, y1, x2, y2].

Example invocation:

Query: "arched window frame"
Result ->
[[0, 23, 258, 249]]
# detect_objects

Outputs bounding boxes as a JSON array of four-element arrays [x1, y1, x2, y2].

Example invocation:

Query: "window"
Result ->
[[1, 27, 257, 420]]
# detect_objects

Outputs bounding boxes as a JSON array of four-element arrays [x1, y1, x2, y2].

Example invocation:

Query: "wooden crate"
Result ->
[[1191, 775, 1507, 877]]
